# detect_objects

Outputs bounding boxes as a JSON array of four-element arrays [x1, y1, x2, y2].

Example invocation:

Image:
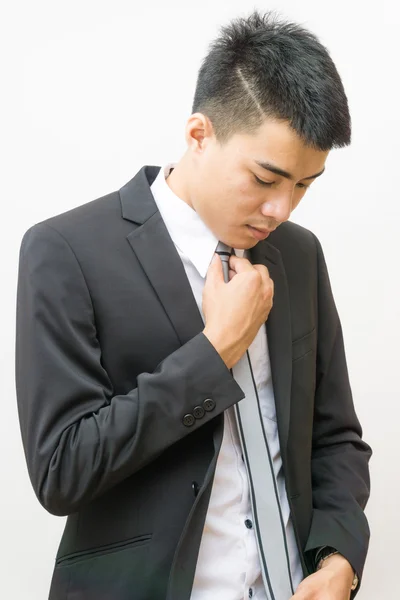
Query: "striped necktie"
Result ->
[[216, 241, 295, 600]]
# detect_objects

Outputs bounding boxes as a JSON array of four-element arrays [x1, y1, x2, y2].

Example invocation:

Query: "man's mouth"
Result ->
[[246, 225, 275, 240]]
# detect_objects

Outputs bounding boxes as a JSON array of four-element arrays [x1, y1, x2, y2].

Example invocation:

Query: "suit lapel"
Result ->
[[120, 166, 206, 346], [119, 165, 292, 457], [250, 241, 293, 462]]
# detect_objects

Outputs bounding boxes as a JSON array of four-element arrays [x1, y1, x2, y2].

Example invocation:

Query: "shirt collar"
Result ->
[[150, 163, 244, 278]]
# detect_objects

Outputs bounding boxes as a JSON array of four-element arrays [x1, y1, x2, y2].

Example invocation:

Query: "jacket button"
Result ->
[[202, 398, 215, 412], [192, 481, 200, 497], [193, 405, 205, 419], [182, 414, 195, 427]]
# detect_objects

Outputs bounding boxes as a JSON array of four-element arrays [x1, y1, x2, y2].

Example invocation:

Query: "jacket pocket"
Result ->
[[55, 534, 152, 567], [292, 328, 316, 363], [50, 534, 153, 600]]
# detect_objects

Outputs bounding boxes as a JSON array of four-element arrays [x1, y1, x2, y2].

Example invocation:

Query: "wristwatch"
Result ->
[[316, 546, 359, 592]]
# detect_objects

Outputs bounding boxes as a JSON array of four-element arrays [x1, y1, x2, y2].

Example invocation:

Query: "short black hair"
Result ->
[[192, 10, 351, 151]]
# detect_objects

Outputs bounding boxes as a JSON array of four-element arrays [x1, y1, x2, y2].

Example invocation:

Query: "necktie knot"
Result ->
[[215, 241, 232, 255]]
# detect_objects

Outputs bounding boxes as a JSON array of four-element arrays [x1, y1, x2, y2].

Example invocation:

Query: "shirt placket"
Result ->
[[226, 409, 262, 599]]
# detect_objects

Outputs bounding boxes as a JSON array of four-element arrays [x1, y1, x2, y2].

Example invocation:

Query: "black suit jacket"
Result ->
[[15, 165, 372, 600]]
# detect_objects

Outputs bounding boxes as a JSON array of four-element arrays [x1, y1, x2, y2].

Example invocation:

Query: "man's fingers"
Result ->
[[229, 255, 271, 280], [212, 254, 272, 289], [228, 254, 254, 273], [252, 263, 271, 279]]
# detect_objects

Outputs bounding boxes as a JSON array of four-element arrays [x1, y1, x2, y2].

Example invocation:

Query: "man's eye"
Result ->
[[254, 175, 309, 189], [254, 175, 273, 186]]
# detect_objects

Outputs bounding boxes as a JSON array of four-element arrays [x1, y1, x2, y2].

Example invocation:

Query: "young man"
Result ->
[[15, 10, 371, 600]]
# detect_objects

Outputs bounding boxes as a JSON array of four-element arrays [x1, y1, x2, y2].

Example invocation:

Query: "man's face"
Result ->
[[185, 115, 329, 249]]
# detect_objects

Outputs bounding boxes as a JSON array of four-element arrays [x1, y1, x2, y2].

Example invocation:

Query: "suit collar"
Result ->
[[118, 166, 293, 460], [119, 165, 161, 225]]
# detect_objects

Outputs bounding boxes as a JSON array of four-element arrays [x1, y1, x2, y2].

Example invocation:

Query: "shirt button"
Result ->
[[245, 519, 253, 529], [249, 589, 253, 598]]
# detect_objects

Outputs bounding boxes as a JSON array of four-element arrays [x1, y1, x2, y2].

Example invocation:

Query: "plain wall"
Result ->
[[1, 1, 398, 598]]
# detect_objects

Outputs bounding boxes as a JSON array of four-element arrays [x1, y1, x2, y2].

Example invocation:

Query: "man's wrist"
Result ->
[[316, 549, 359, 592]]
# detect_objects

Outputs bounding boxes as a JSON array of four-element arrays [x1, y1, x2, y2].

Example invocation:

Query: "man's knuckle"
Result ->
[[250, 269, 262, 283]]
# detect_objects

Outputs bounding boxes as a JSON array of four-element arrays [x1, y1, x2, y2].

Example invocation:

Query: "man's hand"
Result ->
[[291, 554, 354, 599], [202, 253, 274, 369]]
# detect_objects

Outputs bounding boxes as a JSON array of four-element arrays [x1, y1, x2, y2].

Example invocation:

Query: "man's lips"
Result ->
[[247, 225, 276, 240], [251, 226, 275, 233]]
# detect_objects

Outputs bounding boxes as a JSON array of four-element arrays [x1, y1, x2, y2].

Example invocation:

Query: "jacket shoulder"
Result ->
[[19, 189, 129, 252], [41, 191, 121, 234]]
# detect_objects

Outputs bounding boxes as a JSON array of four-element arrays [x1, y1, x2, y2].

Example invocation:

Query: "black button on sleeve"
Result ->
[[202, 398, 215, 412], [245, 519, 253, 529], [193, 405, 205, 419], [249, 588, 253, 598], [182, 414, 195, 427]]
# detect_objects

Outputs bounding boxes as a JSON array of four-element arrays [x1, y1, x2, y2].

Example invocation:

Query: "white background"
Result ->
[[1, 1, 398, 598]]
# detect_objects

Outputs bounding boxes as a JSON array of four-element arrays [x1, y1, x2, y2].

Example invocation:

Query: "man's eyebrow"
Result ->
[[254, 160, 325, 181]]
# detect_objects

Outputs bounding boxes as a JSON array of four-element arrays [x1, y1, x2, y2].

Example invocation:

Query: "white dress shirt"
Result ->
[[150, 164, 303, 600]]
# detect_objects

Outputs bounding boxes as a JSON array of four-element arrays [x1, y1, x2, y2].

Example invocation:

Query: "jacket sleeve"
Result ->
[[15, 222, 244, 517], [303, 233, 372, 596]]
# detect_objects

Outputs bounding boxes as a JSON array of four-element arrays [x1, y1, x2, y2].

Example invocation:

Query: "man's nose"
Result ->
[[259, 192, 292, 223]]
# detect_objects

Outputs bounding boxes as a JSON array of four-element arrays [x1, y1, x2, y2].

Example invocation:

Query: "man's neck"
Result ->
[[165, 159, 194, 210]]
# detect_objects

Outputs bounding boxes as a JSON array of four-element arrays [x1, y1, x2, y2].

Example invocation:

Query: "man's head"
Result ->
[[168, 10, 351, 248]]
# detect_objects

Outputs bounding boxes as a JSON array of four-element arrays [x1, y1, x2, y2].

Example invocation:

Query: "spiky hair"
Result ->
[[192, 10, 351, 150]]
